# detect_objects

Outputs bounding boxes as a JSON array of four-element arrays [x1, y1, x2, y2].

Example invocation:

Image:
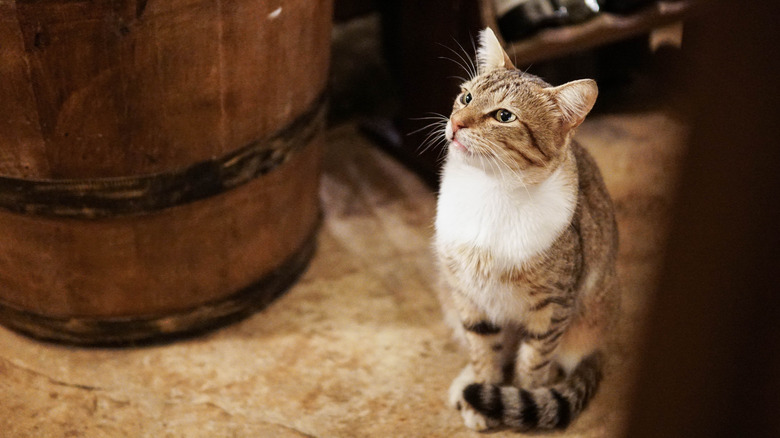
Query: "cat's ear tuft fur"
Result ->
[[477, 28, 515, 73], [548, 79, 598, 130]]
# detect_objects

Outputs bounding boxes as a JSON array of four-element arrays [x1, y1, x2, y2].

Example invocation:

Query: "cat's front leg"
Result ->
[[452, 291, 509, 384], [448, 293, 509, 430], [516, 302, 571, 388]]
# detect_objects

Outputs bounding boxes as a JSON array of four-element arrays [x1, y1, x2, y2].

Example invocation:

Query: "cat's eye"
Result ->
[[460, 92, 472, 105], [495, 109, 517, 123]]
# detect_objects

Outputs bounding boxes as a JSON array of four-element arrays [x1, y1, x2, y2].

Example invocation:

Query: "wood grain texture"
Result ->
[[0, 0, 332, 342], [0, 1, 50, 177], [5, 0, 331, 179]]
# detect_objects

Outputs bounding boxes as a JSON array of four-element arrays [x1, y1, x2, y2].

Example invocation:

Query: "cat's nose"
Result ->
[[451, 118, 466, 134]]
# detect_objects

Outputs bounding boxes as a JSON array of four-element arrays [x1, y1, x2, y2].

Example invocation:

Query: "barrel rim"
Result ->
[[0, 94, 327, 219]]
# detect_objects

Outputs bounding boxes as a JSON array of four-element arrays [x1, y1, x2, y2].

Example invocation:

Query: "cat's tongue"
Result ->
[[451, 139, 468, 153]]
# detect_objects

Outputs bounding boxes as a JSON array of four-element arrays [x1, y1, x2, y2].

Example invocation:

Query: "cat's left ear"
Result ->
[[547, 79, 599, 130], [476, 27, 515, 73]]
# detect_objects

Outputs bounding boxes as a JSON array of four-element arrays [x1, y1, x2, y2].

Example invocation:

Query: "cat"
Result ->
[[433, 27, 619, 431]]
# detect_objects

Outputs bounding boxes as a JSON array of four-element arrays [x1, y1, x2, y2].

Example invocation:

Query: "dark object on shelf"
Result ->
[[486, 1, 692, 70], [498, 0, 600, 41], [562, 0, 603, 23], [598, 0, 657, 14], [498, 0, 565, 40]]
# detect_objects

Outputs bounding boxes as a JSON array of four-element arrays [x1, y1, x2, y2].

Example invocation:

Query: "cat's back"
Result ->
[[573, 141, 617, 248], [571, 141, 619, 305], [575, 142, 612, 210]]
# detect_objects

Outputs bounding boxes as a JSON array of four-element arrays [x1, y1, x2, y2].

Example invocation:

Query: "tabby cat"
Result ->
[[434, 28, 619, 431]]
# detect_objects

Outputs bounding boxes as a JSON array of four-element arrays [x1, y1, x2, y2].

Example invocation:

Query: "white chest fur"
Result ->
[[435, 157, 577, 321], [435, 156, 577, 280]]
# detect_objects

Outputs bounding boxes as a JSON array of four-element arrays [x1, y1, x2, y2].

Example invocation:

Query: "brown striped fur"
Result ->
[[434, 28, 618, 431]]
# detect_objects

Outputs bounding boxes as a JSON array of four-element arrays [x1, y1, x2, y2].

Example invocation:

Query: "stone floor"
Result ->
[[0, 93, 686, 436], [1, 11, 690, 437]]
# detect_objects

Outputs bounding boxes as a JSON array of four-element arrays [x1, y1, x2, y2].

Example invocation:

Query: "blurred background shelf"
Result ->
[[482, 1, 693, 67]]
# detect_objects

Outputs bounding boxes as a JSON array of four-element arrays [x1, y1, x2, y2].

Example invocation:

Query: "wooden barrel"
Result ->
[[0, 0, 332, 344]]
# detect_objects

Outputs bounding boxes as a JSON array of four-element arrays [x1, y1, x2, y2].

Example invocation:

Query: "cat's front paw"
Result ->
[[448, 366, 500, 431], [461, 404, 493, 431], [448, 365, 475, 410]]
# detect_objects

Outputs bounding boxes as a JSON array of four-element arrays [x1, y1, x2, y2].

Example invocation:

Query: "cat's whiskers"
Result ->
[[482, 138, 535, 201], [506, 161, 534, 202], [474, 153, 489, 177], [408, 118, 448, 136], [487, 155, 510, 189], [437, 55, 473, 83], [515, 170, 534, 202], [468, 33, 479, 68], [408, 119, 445, 140], [486, 135, 551, 194], [438, 42, 478, 81], [475, 139, 507, 183], [419, 125, 449, 156], [520, 63, 534, 79], [409, 113, 450, 125], [452, 37, 479, 80], [435, 142, 450, 165], [468, 137, 512, 188], [410, 113, 450, 121], [409, 113, 450, 156], [475, 149, 498, 180]]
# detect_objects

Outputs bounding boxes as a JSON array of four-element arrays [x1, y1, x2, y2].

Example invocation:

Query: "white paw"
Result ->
[[448, 365, 475, 409], [462, 405, 493, 431], [448, 366, 498, 431]]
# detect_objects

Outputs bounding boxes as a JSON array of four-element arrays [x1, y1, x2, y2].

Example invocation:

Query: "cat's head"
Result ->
[[445, 28, 598, 183]]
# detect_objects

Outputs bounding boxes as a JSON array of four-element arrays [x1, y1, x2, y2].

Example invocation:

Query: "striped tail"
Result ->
[[462, 353, 603, 430]]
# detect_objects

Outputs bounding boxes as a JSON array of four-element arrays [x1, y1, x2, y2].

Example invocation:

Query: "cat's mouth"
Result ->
[[450, 138, 469, 153], [445, 121, 474, 155], [447, 131, 471, 155]]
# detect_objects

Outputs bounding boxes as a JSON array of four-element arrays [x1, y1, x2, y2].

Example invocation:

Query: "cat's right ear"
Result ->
[[476, 28, 515, 74], [547, 79, 599, 130]]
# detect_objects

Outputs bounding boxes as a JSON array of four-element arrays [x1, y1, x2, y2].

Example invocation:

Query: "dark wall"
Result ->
[[625, 2, 780, 437]]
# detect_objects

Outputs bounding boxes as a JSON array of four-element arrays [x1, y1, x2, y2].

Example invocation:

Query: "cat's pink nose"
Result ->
[[451, 119, 466, 134]]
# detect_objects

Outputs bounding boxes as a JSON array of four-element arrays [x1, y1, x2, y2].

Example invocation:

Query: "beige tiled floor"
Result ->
[[0, 98, 686, 436]]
